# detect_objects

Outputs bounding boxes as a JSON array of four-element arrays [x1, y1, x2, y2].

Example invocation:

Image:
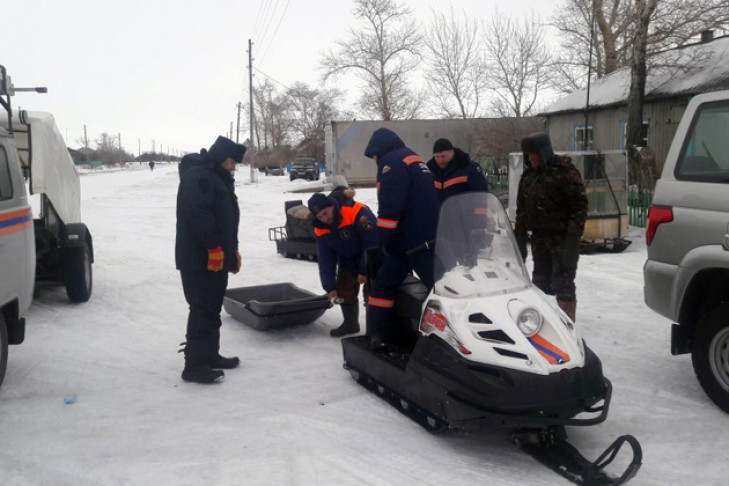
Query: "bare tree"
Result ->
[[285, 82, 344, 161], [482, 12, 552, 117], [320, 0, 421, 120], [423, 7, 486, 118], [627, 0, 659, 191], [553, 0, 729, 90]]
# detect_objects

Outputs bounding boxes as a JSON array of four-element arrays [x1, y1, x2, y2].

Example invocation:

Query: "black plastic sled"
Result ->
[[224, 283, 331, 330], [268, 200, 318, 261]]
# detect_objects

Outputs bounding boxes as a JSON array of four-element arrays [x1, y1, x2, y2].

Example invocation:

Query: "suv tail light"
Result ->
[[646, 205, 673, 246]]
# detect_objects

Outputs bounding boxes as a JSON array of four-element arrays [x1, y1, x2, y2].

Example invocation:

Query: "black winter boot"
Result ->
[[206, 327, 240, 369], [181, 338, 225, 384], [182, 365, 225, 384], [330, 303, 360, 337]]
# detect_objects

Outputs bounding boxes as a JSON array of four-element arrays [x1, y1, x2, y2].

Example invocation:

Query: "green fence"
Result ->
[[487, 175, 509, 191], [628, 189, 653, 228]]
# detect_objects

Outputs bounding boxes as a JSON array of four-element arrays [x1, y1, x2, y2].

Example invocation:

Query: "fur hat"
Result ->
[[208, 136, 246, 163], [433, 138, 454, 153]]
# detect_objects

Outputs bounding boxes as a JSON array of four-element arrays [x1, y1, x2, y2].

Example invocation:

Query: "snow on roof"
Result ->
[[542, 35, 729, 115]]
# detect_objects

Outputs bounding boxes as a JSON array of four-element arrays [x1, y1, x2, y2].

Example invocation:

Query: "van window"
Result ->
[[0, 146, 13, 200], [675, 100, 729, 183]]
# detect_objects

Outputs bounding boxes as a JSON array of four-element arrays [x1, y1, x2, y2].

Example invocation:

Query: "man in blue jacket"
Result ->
[[308, 190, 378, 337], [426, 138, 488, 203], [364, 128, 439, 347], [176, 136, 246, 384]]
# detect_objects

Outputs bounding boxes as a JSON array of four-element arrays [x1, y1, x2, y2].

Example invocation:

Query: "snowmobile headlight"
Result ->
[[516, 307, 543, 337]]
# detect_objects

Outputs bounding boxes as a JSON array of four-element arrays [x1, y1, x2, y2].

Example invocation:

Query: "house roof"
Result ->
[[541, 35, 729, 116]]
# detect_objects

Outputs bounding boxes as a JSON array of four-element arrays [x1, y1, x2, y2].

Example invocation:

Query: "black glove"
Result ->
[[515, 233, 528, 261], [561, 234, 581, 269]]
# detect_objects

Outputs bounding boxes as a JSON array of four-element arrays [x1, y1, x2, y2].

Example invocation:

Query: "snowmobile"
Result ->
[[341, 192, 642, 485]]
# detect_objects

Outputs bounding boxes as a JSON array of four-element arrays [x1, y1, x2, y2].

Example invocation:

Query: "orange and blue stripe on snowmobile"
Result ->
[[528, 334, 570, 365]]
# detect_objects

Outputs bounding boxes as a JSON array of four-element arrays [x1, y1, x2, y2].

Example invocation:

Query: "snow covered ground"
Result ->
[[1, 165, 727, 485]]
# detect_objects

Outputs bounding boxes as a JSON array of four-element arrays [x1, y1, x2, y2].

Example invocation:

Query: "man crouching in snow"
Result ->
[[308, 189, 378, 337], [175, 136, 246, 384]]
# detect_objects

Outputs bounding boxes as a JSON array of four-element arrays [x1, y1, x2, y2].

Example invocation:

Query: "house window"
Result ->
[[574, 125, 594, 150], [0, 146, 13, 200], [620, 119, 650, 148]]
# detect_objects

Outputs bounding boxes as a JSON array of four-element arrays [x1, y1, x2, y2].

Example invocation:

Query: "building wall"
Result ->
[[545, 98, 691, 172]]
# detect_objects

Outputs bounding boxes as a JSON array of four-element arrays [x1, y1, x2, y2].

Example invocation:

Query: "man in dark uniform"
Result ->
[[176, 136, 246, 384], [426, 138, 488, 202], [308, 191, 378, 337], [363, 128, 440, 346], [514, 132, 588, 323]]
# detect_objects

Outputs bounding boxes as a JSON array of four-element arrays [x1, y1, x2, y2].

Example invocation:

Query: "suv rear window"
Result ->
[[675, 100, 729, 183], [0, 146, 13, 200]]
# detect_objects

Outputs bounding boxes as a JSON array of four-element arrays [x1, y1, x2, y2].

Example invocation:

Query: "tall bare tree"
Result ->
[[423, 7, 486, 118], [320, 0, 421, 120], [285, 82, 344, 161], [553, 0, 729, 91], [482, 12, 552, 117]]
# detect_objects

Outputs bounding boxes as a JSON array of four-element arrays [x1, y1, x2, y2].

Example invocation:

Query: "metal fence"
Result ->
[[628, 189, 653, 228]]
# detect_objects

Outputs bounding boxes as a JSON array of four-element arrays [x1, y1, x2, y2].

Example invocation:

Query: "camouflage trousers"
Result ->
[[530, 231, 579, 302]]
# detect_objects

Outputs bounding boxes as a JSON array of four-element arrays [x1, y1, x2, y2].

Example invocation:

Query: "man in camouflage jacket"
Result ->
[[514, 133, 588, 322]]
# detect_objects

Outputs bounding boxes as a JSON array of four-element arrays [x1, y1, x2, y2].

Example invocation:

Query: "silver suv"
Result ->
[[644, 89, 729, 413]]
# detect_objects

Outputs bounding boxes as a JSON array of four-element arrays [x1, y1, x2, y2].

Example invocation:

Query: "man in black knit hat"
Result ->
[[426, 138, 488, 203], [176, 136, 246, 384]]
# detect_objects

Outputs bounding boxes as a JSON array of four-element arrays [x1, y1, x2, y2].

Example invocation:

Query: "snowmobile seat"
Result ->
[[224, 283, 332, 330], [394, 275, 428, 324]]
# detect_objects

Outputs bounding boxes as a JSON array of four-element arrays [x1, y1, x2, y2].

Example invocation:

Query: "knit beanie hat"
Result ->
[[432, 138, 454, 153], [208, 136, 247, 163], [307, 193, 334, 215]]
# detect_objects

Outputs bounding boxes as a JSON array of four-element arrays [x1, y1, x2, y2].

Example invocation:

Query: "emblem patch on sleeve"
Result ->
[[361, 216, 374, 232]]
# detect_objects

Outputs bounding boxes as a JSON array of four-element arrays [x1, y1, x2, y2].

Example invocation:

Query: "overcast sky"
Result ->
[[1, 0, 561, 155]]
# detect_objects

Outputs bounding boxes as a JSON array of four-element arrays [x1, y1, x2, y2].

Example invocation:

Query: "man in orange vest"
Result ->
[[308, 192, 378, 337]]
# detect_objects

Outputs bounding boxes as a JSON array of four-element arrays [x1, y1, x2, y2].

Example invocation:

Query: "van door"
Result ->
[[0, 143, 34, 315]]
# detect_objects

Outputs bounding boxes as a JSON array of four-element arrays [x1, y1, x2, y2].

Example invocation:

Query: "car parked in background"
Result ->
[[289, 158, 320, 181], [264, 166, 284, 176], [644, 89, 729, 414]]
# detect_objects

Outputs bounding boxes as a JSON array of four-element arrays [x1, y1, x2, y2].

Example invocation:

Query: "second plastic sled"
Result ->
[[224, 283, 332, 331]]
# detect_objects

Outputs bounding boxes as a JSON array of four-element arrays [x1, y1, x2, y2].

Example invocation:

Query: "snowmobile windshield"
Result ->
[[433, 192, 531, 299]]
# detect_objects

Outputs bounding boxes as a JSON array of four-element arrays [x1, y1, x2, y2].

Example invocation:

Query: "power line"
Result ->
[[256, 0, 281, 49], [252, 0, 273, 41], [253, 66, 291, 91], [259, 0, 291, 65]]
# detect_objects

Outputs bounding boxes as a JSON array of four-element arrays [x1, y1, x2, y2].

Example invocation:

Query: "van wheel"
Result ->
[[62, 246, 93, 303], [0, 313, 8, 389], [692, 303, 729, 414]]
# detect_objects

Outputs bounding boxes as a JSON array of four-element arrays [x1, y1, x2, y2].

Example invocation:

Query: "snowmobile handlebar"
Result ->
[[406, 240, 435, 258]]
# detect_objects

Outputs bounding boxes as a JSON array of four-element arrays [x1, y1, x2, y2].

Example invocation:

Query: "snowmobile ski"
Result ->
[[512, 428, 642, 486]]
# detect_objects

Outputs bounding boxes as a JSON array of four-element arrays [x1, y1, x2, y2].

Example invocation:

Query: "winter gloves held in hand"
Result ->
[[207, 247, 242, 273], [207, 247, 224, 272]]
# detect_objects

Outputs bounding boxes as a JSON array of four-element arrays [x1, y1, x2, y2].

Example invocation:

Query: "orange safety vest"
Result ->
[[314, 202, 367, 237]]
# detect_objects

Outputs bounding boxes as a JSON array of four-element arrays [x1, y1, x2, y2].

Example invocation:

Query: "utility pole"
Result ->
[[118, 133, 122, 163], [138, 138, 141, 157], [248, 38, 255, 183], [230, 121, 233, 140], [83, 124, 88, 148], [236, 102, 241, 143]]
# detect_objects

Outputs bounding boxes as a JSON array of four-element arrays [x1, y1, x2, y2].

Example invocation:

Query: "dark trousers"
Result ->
[[366, 250, 434, 339], [180, 270, 228, 366], [531, 233, 578, 301], [336, 267, 370, 305]]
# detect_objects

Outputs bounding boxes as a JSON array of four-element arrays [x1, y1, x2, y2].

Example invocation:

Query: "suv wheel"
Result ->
[[692, 303, 729, 414], [0, 313, 8, 388], [62, 246, 93, 303]]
